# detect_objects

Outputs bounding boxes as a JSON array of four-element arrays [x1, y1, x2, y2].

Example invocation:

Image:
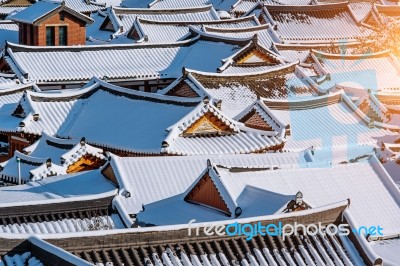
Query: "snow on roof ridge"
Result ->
[[91, 77, 202, 104], [40, 131, 78, 145], [264, 89, 344, 104], [275, 41, 362, 50], [5, 150, 47, 167], [136, 14, 258, 25], [0, 81, 37, 95], [25, 77, 201, 105], [374, 3, 400, 11], [188, 25, 254, 46], [203, 23, 269, 33], [265, 1, 350, 10], [312, 49, 392, 59], [5, 35, 199, 50], [25, 82, 98, 100], [0, 199, 349, 239], [0, 185, 117, 209], [185, 60, 298, 78], [113, 4, 214, 13]]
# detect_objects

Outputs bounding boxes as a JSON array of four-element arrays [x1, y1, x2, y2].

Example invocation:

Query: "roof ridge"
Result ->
[[136, 15, 257, 25], [203, 23, 269, 33], [264, 1, 350, 10], [113, 4, 213, 13], [186, 60, 298, 78]]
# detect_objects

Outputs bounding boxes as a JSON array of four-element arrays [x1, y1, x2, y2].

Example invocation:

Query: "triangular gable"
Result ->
[[236, 101, 283, 132], [184, 161, 235, 216], [362, 9, 382, 28], [236, 48, 279, 65], [66, 154, 104, 173], [62, 139, 106, 173], [232, 35, 282, 66], [100, 16, 116, 32], [165, 79, 200, 98], [182, 110, 235, 137], [239, 109, 273, 131]]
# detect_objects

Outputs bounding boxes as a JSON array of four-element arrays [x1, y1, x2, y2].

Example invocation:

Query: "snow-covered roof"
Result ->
[[107, 5, 220, 34], [0, 6, 24, 16], [0, 214, 123, 234], [24, 132, 78, 159], [261, 2, 373, 44], [109, 151, 315, 215], [312, 50, 400, 93], [6, 79, 282, 155], [0, 82, 37, 133], [121, 15, 260, 43], [4, 36, 243, 84], [8, 1, 94, 25], [54, 0, 105, 13], [136, 154, 400, 238], [160, 63, 317, 118], [197, 23, 275, 49], [231, 0, 259, 15], [149, 0, 211, 9], [0, 169, 117, 207], [264, 90, 395, 151]]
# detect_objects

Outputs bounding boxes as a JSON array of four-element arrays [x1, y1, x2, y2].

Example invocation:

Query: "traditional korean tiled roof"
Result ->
[[149, 0, 211, 9], [4, 79, 282, 155], [106, 5, 220, 35], [0, 200, 372, 266], [263, 91, 396, 151], [197, 24, 276, 49], [125, 15, 260, 43], [2, 36, 243, 84], [51, 0, 106, 13], [260, 2, 374, 44], [8, 1, 94, 25], [231, 0, 259, 15], [109, 151, 312, 215], [126, 153, 400, 250], [274, 41, 365, 63], [348, 0, 375, 22], [363, 4, 400, 27], [0, 169, 117, 206], [160, 63, 317, 118], [0, 211, 123, 234], [162, 98, 283, 155], [312, 50, 400, 93], [0, 133, 106, 182], [0, 82, 37, 133]]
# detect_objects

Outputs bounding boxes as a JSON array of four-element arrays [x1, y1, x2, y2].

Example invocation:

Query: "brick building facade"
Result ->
[[10, 1, 93, 46]]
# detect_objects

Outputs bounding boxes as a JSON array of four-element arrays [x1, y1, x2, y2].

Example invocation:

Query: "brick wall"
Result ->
[[19, 11, 86, 46]]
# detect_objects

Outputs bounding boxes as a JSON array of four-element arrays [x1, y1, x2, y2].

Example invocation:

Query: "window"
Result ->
[[46, 26, 55, 46], [59, 26, 67, 46]]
